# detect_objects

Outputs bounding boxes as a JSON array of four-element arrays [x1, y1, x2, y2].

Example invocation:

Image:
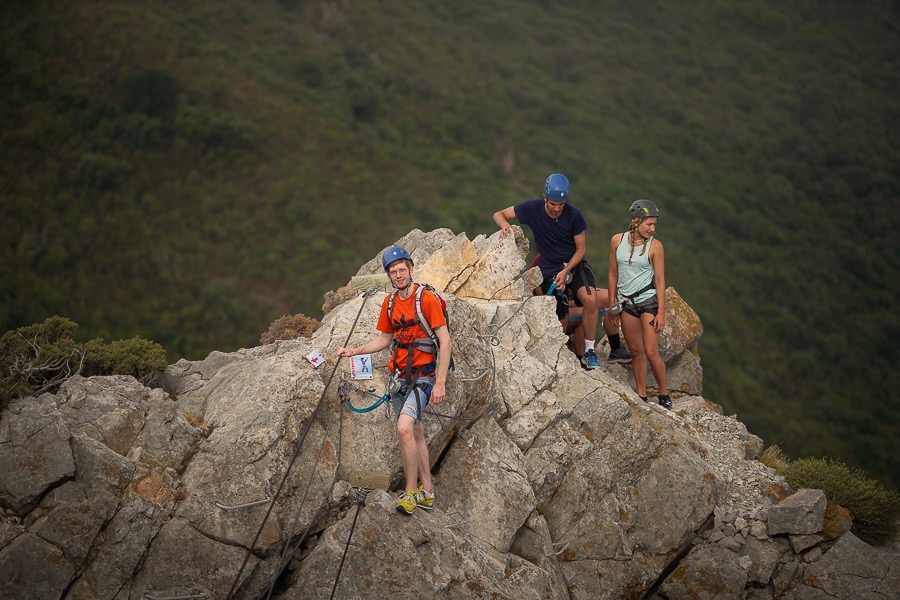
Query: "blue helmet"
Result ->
[[543, 173, 570, 201], [382, 246, 413, 272]]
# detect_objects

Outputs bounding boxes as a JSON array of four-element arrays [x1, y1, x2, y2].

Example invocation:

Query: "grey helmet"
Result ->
[[629, 199, 659, 218]]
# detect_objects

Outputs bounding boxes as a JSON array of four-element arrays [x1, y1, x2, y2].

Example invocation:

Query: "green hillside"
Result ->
[[2, 1, 898, 487]]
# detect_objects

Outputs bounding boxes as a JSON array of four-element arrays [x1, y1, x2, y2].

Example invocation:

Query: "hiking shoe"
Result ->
[[581, 349, 600, 370], [658, 395, 672, 410], [416, 485, 435, 510], [396, 491, 416, 514], [607, 347, 633, 364]]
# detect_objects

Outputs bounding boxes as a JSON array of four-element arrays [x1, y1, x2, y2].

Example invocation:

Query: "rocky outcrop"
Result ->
[[1, 227, 897, 599]]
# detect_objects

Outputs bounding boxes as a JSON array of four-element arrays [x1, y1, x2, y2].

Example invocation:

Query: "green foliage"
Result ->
[[0, 317, 167, 407], [784, 457, 900, 546], [0, 316, 83, 406], [82, 337, 168, 385]]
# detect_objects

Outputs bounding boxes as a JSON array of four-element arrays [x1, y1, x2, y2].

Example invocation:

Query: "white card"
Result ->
[[306, 350, 325, 368], [350, 354, 374, 380]]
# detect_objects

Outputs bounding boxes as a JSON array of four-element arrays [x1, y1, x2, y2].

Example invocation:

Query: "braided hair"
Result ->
[[627, 216, 650, 264]]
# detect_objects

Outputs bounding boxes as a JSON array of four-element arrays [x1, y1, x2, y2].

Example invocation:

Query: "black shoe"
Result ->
[[607, 347, 633, 364], [639, 395, 648, 403], [658, 395, 672, 410]]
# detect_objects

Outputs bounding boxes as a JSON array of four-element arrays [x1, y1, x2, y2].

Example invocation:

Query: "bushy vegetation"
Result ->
[[0, 317, 85, 404], [260, 314, 322, 345], [81, 337, 168, 384], [0, 317, 167, 408], [784, 457, 900, 546], [1, 1, 898, 487]]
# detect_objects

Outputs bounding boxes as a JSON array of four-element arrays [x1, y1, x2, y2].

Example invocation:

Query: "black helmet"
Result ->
[[382, 246, 413, 272], [629, 199, 659, 218]]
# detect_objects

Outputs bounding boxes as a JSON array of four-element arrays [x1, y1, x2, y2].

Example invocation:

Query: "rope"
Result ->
[[328, 488, 369, 599], [338, 377, 390, 413], [262, 387, 344, 600], [226, 286, 380, 600]]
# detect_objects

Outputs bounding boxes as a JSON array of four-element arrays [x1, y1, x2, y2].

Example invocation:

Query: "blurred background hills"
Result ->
[[2, 0, 897, 487]]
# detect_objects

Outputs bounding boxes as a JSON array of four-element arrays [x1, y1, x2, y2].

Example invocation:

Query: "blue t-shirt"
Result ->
[[514, 198, 588, 279]]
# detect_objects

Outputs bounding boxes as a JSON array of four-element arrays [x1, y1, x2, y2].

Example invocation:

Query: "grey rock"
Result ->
[[790, 533, 824, 553], [740, 535, 784, 584], [767, 489, 827, 536], [0, 395, 75, 515], [660, 544, 748, 599], [786, 532, 900, 599], [0, 532, 75, 599]]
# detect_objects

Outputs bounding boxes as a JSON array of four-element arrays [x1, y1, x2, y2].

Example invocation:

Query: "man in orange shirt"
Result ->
[[338, 246, 451, 514]]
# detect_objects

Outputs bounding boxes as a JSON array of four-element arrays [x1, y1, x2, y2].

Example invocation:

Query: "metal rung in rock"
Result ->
[[142, 587, 211, 600], [214, 497, 272, 510]]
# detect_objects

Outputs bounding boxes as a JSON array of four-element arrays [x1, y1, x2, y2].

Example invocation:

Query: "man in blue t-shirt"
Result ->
[[492, 173, 630, 370]]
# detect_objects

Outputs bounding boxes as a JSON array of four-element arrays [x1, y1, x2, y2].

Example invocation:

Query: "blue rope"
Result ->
[[566, 308, 606, 324], [339, 381, 390, 413], [345, 393, 390, 413]]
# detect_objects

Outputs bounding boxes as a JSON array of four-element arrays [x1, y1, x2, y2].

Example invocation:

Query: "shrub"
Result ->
[[0, 316, 85, 406], [322, 285, 357, 313], [260, 314, 322, 345], [0, 317, 168, 407], [784, 457, 900, 545], [82, 337, 168, 385]]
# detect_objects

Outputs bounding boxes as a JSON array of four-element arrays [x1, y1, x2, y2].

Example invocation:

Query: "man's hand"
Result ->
[[337, 347, 354, 358], [553, 271, 568, 292], [431, 382, 446, 404]]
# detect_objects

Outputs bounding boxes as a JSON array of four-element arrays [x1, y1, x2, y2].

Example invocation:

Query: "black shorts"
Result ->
[[540, 260, 597, 318], [622, 296, 659, 318], [568, 261, 597, 306]]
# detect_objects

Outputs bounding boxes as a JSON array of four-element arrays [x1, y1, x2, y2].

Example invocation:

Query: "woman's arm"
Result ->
[[650, 240, 665, 333], [607, 234, 621, 326]]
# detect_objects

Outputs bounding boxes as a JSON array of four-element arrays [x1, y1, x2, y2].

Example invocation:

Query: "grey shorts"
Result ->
[[391, 375, 434, 421]]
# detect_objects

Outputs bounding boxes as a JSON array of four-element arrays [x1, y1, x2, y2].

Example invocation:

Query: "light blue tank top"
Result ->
[[615, 233, 656, 304]]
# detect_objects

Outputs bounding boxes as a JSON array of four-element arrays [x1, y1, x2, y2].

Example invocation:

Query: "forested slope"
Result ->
[[2, 0, 897, 487]]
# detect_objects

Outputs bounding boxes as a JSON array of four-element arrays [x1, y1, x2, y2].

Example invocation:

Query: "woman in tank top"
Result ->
[[606, 199, 671, 409]]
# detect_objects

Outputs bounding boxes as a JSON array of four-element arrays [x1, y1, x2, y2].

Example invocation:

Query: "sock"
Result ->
[[585, 340, 595, 352], [639, 396, 648, 402], [608, 334, 621, 351]]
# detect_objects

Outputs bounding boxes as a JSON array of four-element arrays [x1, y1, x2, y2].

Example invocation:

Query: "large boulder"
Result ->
[[1, 228, 895, 600]]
